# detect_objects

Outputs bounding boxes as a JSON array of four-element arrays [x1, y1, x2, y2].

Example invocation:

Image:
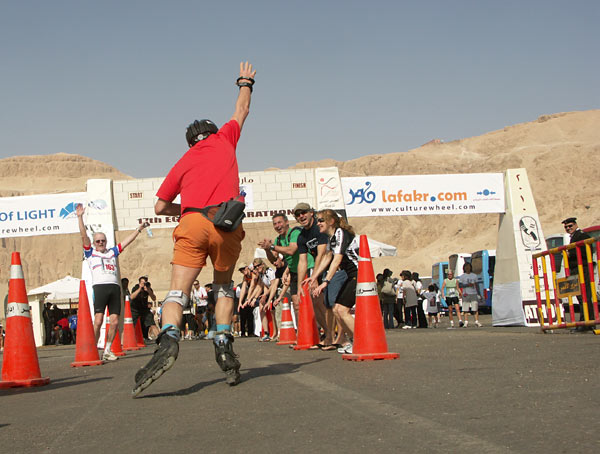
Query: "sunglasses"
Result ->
[[294, 210, 309, 217], [316, 217, 325, 223], [563, 224, 575, 229], [94, 239, 106, 244]]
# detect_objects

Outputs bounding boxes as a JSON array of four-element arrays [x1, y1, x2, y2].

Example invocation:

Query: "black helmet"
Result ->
[[185, 119, 218, 146]]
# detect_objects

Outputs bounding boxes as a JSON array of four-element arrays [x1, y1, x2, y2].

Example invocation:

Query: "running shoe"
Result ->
[[102, 351, 118, 362], [459, 320, 465, 328], [475, 321, 482, 327], [464, 320, 469, 328], [337, 343, 353, 354], [132, 333, 179, 398]]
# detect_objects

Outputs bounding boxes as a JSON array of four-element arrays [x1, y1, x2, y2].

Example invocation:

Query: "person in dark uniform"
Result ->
[[42, 301, 54, 345], [130, 276, 157, 340], [562, 217, 597, 329]]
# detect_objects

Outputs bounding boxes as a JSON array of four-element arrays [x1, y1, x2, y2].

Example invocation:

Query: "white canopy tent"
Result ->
[[367, 238, 397, 257], [28, 275, 81, 301], [26, 275, 80, 347]]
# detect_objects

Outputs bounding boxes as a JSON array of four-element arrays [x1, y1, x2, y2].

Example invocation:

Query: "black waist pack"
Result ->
[[184, 198, 246, 232]]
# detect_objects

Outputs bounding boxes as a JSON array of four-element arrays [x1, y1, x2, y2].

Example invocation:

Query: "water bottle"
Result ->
[[142, 221, 153, 237]]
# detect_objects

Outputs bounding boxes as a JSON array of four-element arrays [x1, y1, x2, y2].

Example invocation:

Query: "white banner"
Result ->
[[112, 168, 345, 230], [342, 174, 505, 217], [0, 192, 87, 238]]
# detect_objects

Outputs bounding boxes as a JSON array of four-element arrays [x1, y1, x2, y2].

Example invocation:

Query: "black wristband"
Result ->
[[237, 82, 253, 92], [236, 76, 255, 85]]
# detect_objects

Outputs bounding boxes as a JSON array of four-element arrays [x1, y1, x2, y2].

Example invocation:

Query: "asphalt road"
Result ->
[[1, 314, 598, 453]]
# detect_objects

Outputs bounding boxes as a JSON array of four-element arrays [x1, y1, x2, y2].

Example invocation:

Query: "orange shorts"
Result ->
[[172, 213, 245, 271]]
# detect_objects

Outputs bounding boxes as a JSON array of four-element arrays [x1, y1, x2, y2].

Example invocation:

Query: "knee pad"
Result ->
[[163, 290, 190, 308], [213, 281, 235, 299], [213, 331, 239, 372]]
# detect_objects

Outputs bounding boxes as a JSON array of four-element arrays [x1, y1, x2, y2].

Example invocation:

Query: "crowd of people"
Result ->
[[376, 262, 483, 330], [41, 302, 78, 345]]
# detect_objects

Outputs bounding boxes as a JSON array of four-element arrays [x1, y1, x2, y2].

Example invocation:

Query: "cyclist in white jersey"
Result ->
[[77, 204, 149, 361]]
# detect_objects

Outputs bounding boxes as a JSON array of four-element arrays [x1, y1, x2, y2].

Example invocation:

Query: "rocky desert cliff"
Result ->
[[1, 111, 598, 306]]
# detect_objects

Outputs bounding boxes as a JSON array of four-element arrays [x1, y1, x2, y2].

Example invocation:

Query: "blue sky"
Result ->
[[1, 1, 598, 178]]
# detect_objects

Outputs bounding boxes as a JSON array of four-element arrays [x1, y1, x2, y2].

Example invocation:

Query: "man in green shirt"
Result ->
[[259, 213, 314, 321]]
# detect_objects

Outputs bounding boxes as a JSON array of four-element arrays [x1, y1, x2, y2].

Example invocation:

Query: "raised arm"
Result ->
[[76, 204, 91, 249], [120, 222, 149, 251], [231, 61, 256, 130]]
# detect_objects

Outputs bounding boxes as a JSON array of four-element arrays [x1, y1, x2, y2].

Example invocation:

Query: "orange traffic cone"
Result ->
[[104, 308, 125, 357], [71, 280, 103, 367], [343, 235, 399, 361], [121, 296, 140, 351], [293, 282, 320, 350], [276, 298, 297, 345], [134, 318, 146, 347], [0, 252, 50, 388]]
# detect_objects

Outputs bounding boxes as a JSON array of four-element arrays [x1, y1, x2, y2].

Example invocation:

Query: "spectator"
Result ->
[[459, 263, 482, 327], [255, 259, 276, 341], [237, 265, 256, 337], [294, 202, 332, 348], [68, 310, 78, 344], [380, 268, 397, 329], [423, 284, 439, 328], [412, 272, 428, 328], [56, 313, 70, 344], [192, 281, 208, 337], [42, 301, 54, 345], [401, 271, 418, 329], [442, 270, 463, 329], [266, 255, 290, 342], [130, 276, 157, 341], [309, 209, 360, 353], [259, 213, 305, 323], [394, 276, 404, 327], [562, 217, 597, 331]]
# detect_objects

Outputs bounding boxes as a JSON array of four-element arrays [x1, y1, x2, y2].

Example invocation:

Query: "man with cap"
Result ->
[[294, 202, 334, 348], [258, 212, 307, 323], [132, 61, 256, 397], [562, 217, 596, 329]]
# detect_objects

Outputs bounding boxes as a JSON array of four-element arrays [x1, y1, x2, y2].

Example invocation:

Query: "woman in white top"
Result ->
[[401, 270, 418, 329], [441, 270, 463, 328]]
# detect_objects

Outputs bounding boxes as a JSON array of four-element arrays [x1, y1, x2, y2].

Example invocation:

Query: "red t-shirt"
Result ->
[[156, 120, 242, 214]]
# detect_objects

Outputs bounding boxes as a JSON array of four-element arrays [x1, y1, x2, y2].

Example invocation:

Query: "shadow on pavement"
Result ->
[[0, 376, 112, 396], [242, 358, 328, 381], [136, 377, 224, 398], [137, 358, 327, 399]]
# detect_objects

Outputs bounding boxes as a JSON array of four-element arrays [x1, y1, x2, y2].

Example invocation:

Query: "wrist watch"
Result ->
[[270, 244, 275, 251]]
